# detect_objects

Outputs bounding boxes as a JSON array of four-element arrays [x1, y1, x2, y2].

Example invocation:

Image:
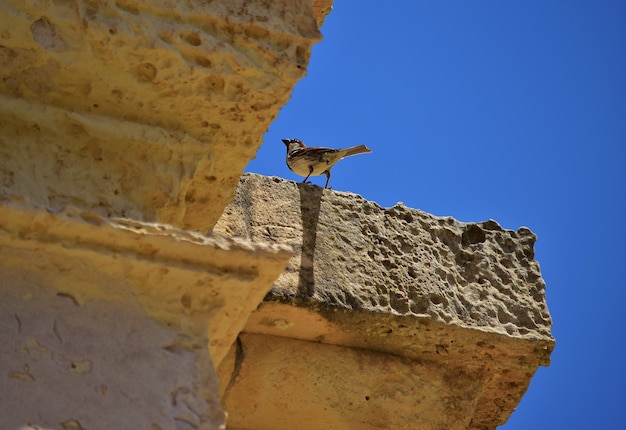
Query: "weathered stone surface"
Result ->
[[1, 272, 226, 430], [0, 0, 331, 231], [0, 195, 292, 429], [215, 173, 555, 430], [216, 174, 552, 339]]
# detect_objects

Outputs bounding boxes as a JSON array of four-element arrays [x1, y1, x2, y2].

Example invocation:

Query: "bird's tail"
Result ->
[[343, 144, 372, 157]]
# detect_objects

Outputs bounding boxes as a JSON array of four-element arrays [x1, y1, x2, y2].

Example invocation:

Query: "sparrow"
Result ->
[[282, 138, 372, 189]]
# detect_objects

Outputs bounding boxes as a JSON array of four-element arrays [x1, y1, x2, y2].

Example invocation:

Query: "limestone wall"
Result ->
[[0, 0, 331, 231]]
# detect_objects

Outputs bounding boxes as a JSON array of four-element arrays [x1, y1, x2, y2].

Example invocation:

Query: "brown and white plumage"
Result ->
[[282, 138, 372, 189]]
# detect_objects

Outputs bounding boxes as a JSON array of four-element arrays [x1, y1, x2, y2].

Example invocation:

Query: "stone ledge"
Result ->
[[234, 302, 553, 429], [215, 173, 555, 429], [216, 173, 553, 340], [0, 194, 292, 364], [0, 194, 292, 429]]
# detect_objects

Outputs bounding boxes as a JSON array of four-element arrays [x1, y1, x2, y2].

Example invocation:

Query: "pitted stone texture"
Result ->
[[0, 0, 332, 231], [215, 173, 555, 429], [216, 173, 553, 340]]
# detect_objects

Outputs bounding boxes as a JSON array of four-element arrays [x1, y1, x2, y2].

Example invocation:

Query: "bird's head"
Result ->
[[282, 138, 306, 153]]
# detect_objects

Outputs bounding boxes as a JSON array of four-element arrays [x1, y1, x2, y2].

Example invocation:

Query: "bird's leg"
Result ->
[[301, 165, 314, 184], [324, 170, 331, 189]]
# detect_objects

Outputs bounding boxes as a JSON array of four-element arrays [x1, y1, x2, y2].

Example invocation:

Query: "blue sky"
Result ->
[[246, 1, 626, 428]]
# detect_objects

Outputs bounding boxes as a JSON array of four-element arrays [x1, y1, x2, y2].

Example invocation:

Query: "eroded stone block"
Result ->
[[215, 173, 555, 429]]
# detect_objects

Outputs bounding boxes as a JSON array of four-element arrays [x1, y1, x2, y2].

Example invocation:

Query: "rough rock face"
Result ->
[[217, 174, 552, 339], [0, 0, 331, 231], [215, 174, 555, 430]]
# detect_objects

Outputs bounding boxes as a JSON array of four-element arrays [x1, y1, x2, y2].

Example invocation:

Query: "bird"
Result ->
[[282, 138, 372, 189]]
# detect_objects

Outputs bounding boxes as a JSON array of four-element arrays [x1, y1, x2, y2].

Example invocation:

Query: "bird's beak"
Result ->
[[281, 139, 290, 145]]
